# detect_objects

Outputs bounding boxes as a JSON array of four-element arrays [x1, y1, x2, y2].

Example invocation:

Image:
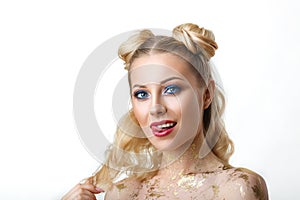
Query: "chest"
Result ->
[[135, 174, 225, 200]]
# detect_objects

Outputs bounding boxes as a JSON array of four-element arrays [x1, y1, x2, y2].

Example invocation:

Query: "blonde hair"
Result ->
[[89, 23, 234, 189]]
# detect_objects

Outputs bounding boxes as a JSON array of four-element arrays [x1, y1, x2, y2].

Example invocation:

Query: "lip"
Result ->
[[150, 120, 177, 137], [150, 120, 176, 127]]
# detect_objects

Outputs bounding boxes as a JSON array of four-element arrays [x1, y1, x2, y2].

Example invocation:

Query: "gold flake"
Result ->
[[173, 190, 179, 196], [177, 174, 197, 190], [149, 192, 164, 198], [238, 174, 249, 183], [252, 184, 266, 200], [212, 185, 219, 196], [116, 183, 127, 191]]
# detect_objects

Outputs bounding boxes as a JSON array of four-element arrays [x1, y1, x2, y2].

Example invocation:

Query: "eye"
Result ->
[[133, 90, 150, 100], [163, 85, 181, 95]]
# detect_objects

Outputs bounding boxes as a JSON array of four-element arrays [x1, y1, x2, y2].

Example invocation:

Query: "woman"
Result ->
[[63, 23, 268, 199]]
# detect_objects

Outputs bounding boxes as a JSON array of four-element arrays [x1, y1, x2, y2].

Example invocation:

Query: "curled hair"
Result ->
[[89, 23, 234, 189]]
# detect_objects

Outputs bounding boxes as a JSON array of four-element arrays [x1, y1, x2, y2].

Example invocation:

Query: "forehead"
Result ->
[[129, 53, 195, 84]]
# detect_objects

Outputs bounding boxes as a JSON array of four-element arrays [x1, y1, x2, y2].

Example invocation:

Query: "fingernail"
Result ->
[[95, 187, 104, 192]]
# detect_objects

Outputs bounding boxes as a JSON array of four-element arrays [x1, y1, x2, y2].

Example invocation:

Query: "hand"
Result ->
[[61, 181, 104, 200]]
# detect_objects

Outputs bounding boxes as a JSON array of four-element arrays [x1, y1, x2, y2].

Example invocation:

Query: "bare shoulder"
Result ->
[[104, 177, 141, 200], [219, 167, 269, 200]]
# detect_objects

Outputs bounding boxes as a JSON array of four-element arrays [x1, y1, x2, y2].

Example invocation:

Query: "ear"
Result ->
[[203, 80, 215, 109]]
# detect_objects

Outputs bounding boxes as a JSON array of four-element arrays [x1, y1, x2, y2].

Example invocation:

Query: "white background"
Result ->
[[0, 0, 299, 199]]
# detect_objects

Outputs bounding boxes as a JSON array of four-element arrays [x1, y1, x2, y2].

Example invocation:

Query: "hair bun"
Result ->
[[118, 30, 154, 69], [172, 23, 218, 59]]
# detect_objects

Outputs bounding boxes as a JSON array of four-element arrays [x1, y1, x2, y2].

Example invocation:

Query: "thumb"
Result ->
[[94, 186, 105, 193], [79, 183, 105, 194]]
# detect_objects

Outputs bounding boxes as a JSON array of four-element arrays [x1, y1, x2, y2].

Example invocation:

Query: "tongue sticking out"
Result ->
[[152, 122, 177, 132], [150, 121, 178, 137]]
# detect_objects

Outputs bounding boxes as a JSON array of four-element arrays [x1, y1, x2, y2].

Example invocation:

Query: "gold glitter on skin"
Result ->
[[212, 185, 220, 197], [130, 166, 268, 199], [227, 167, 252, 187], [129, 192, 138, 199], [234, 167, 256, 175], [239, 174, 249, 184], [223, 168, 268, 200], [143, 178, 165, 199], [251, 179, 267, 200], [149, 192, 164, 198], [116, 183, 127, 191], [177, 174, 196, 190], [173, 190, 179, 196], [222, 165, 232, 170], [118, 142, 267, 199], [171, 173, 177, 180], [176, 174, 206, 192]]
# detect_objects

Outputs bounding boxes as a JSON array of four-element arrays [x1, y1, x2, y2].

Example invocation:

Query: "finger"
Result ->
[[75, 190, 97, 200], [63, 188, 97, 200], [79, 183, 104, 194], [61, 182, 104, 200]]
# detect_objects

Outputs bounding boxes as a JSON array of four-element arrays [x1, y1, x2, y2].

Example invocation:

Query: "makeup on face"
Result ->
[[129, 54, 204, 151], [131, 75, 184, 139]]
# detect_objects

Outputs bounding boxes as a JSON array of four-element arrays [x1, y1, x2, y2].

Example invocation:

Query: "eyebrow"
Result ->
[[132, 77, 184, 89]]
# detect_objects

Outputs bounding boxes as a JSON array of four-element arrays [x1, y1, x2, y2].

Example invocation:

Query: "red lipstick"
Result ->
[[150, 120, 177, 137]]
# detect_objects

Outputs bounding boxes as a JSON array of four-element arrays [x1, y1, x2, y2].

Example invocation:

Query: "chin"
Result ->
[[149, 137, 193, 153]]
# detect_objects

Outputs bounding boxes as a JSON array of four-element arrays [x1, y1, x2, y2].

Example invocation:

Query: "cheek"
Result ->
[[179, 91, 202, 128], [164, 97, 181, 112], [132, 101, 150, 127]]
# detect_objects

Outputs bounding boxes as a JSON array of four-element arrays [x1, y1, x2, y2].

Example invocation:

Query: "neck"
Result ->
[[158, 133, 224, 176]]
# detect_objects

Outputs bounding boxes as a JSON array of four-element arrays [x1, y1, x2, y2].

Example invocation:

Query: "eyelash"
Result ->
[[133, 85, 181, 100], [133, 90, 149, 100], [163, 85, 181, 95]]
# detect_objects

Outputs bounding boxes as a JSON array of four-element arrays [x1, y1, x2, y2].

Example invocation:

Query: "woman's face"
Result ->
[[130, 53, 209, 151]]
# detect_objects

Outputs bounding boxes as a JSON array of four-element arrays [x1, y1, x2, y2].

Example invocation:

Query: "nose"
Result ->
[[150, 104, 167, 117], [149, 86, 167, 117]]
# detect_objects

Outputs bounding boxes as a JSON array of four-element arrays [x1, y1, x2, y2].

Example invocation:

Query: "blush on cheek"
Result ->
[[132, 105, 148, 129]]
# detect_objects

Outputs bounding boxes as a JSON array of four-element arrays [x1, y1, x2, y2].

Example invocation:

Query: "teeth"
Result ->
[[156, 123, 175, 129]]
